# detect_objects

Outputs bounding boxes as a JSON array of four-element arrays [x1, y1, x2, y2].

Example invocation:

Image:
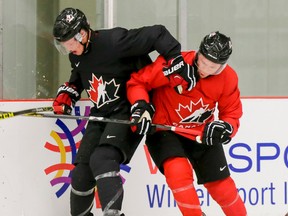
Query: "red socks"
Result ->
[[163, 157, 202, 216], [204, 177, 247, 216], [163, 158, 247, 216]]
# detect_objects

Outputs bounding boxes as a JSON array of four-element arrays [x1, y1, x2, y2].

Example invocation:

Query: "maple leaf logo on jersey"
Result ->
[[176, 98, 214, 124], [87, 74, 120, 108]]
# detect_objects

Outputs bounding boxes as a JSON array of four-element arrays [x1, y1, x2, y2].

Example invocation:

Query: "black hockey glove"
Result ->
[[130, 100, 155, 135], [163, 55, 199, 94], [53, 82, 81, 115], [202, 120, 233, 146]]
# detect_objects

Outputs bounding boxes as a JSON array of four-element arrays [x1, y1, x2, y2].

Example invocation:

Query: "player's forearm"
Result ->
[[127, 84, 150, 105]]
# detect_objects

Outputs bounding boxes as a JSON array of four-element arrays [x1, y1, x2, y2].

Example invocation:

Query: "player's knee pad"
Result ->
[[163, 157, 194, 189], [71, 163, 95, 196], [89, 145, 122, 177]]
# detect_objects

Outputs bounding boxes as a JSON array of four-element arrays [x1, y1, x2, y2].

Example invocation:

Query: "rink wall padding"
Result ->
[[0, 99, 287, 216]]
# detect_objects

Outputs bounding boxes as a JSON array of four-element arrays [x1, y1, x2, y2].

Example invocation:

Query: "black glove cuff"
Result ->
[[131, 100, 155, 117], [202, 120, 233, 145], [163, 55, 185, 76], [56, 83, 81, 102]]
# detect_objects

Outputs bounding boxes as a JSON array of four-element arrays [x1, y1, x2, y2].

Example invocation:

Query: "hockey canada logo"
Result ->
[[87, 74, 120, 109], [176, 98, 214, 124], [65, 14, 75, 23]]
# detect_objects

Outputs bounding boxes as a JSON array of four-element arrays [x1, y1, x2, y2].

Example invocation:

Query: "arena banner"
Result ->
[[0, 99, 287, 216]]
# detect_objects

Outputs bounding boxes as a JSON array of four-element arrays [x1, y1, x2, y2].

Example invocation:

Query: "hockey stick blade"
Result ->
[[24, 113, 202, 143], [0, 106, 62, 120]]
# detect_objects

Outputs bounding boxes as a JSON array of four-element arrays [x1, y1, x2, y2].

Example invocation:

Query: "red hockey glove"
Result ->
[[130, 100, 155, 135], [53, 82, 81, 115], [163, 55, 199, 94], [202, 120, 233, 146]]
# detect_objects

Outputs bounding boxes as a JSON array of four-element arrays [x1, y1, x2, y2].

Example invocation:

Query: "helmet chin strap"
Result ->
[[212, 63, 227, 75], [80, 29, 91, 54]]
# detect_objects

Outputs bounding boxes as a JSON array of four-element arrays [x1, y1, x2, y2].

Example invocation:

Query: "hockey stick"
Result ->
[[0, 106, 62, 120], [24, 112, 203, 143]]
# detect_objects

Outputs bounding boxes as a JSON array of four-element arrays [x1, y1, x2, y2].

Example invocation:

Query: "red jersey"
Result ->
[[127, 51, 242, 140]]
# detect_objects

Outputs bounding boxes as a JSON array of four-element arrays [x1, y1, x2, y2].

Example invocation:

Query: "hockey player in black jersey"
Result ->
[[52, 7, 190, 216]]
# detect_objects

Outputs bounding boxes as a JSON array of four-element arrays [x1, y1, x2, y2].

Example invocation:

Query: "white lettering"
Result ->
[[57, 85, 79, 97], [163, 61, 184, 76]]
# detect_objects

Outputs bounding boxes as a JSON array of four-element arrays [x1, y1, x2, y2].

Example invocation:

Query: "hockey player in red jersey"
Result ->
[[52, 7, 186, 216], [127, 31, 247, 216]]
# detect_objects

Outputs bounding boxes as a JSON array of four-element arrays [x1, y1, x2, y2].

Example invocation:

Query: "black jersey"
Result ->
[[68, 25, 180, 116]]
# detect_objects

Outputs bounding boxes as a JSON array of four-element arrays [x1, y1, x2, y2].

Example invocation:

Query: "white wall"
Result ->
[[0, 99, 287, 216]]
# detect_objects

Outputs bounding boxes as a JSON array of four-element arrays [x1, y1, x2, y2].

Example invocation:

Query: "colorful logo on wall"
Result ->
[[43, 105, 131, 206]]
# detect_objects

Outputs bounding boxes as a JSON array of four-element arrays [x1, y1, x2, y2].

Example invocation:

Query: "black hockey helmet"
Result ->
[[53, 8, 90, 42], [199, 31, 232, 64]]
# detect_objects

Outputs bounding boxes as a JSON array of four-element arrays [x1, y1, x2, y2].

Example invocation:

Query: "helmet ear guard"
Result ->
[[74, 32, 83, 43], [199, 31, 232, 64]]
